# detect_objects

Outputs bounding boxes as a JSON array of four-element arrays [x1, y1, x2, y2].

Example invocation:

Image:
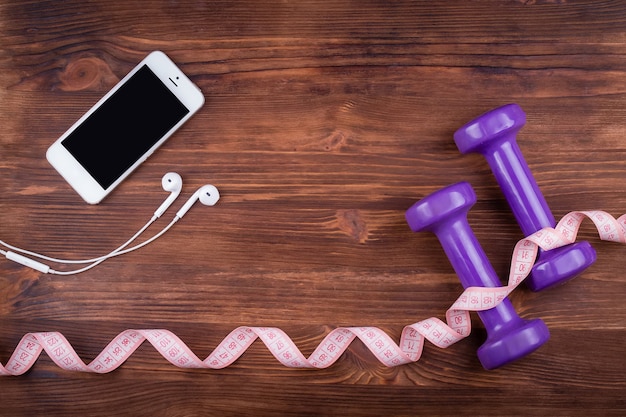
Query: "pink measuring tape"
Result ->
[[1, 210, 624, 375]]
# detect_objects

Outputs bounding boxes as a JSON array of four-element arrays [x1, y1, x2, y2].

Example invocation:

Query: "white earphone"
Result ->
[[0, 173, 220, 275], [154, 172, 183, 218], [176, 184, 220, 218]]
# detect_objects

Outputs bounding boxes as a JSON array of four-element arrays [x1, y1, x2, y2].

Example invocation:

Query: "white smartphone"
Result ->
[[46, 51, 204, 204]]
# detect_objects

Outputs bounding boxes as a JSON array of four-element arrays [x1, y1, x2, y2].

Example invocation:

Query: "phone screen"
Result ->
[[61, 65, 190, 189]]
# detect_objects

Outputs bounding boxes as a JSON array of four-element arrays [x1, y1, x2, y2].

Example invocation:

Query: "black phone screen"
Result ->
[[61, 65, 190, 189]]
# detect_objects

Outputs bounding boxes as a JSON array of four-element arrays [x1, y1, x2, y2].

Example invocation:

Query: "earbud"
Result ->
[[176, 184, 220, 219], [154, 172, 183, 218]]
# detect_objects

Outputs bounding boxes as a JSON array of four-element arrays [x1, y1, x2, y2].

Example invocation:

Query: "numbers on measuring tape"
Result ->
[[1, 210, 624, 376]]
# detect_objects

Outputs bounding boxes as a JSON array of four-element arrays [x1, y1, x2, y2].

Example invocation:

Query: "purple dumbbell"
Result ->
[[454, 104, 596, 291], [405, 182, 550, 370]]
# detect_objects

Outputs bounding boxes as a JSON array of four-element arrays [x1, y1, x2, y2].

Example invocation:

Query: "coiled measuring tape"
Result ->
[[1, 210, 624, 375]]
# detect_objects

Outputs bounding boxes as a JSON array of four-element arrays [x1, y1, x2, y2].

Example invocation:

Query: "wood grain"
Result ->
[[1, 1, 625, 415]]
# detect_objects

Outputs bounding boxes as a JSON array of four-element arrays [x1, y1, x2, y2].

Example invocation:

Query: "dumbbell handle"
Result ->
[[483, 137, 556, 234], [432, 213, 526, 334]]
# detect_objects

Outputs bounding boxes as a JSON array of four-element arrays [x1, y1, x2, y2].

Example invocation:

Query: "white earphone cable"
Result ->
[[0, 215, 158, 265], [1, 175, 219, 275], [49, 216, 180, 275]]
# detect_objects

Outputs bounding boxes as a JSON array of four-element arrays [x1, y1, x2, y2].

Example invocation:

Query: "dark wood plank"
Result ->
[[1, 1, 625, 415]]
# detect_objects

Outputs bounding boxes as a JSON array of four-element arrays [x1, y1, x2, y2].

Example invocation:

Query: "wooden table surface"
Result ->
[[1, 1, 625, 415]]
